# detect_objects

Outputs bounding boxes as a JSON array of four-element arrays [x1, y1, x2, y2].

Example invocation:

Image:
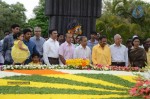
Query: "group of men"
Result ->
[[0, 24, 130, 67], [45, 29, 129, 66]]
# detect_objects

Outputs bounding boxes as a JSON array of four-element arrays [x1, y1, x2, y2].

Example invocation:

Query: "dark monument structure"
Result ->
[[45, 0, 102, 38]]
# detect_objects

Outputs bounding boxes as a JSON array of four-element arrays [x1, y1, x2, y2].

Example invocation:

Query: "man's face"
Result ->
[[12, 27, 20, 34], [24, 32, 32, 40], [115, 36, 122, 44], [58, 35, 64, 42], [51, 31, 58, 40], [34, 29, 41, 37], [91, 34, 97, 39], [100, 38, 107, 47], [127, 42, 132, 49], [66, 34, 72, 43], [144, 41, 150, 49], [75, 36, 80, 44], [81, 37, 87, 46]]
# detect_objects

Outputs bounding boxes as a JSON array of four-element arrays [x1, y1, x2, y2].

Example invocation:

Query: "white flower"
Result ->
[[7, 66, 10, 69], [3, 67, 6, 70], [143, 84, 147, 87], [142, 70, 150, 80], [10, 67, 14, 70]]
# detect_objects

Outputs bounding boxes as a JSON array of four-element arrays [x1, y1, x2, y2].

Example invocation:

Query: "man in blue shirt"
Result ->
[[87, 31, 98, 51], [23, 29, 39, 64], [30, 27, 45, 57], [2, 24, 20, 65]]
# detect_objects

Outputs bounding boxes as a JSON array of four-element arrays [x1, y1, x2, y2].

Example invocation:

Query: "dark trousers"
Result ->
[[48, 57, 59, 65], [111, 62, 125, 66]]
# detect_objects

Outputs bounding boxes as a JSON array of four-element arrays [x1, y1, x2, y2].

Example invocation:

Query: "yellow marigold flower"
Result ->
[[66, 59, 90, 67]]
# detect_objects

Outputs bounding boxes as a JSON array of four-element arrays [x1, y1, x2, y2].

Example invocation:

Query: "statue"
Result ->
[[45, 0, 102, 38]]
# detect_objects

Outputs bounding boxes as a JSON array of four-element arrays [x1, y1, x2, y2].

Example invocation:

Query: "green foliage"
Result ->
[[97, 0, 150, 44], [0, 0, 26, 39], [25, 0, 49, 37]]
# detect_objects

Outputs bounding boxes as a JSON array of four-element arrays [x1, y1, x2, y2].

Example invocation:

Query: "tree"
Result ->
[[0, 0, 26, 39], [96, 0, 150, 44], [26, 0, 49, 37]]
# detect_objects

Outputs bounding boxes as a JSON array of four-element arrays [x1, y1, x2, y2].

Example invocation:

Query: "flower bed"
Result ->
[[129, 77, 150, 98], [1, 64, 143, 72], [129, 68, 150, 99], [0, 72, 138, 99]]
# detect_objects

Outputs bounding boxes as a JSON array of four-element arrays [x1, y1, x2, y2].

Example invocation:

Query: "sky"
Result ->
[[2, 0, 150, 20], [2, 0, 39, 19]]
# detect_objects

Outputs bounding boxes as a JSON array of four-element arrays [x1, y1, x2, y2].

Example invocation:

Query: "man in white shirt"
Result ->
[[74, 36, 91, 60], [110, 34, 128, 66], [43, 29, 59, 65]]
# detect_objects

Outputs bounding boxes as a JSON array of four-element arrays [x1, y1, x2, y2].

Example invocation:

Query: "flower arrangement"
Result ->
[[129, 76, 150, 99], [1, 63, 142, 72], [2, 65, 53, 70], [129, 66, 150, 99], [66, 58, 90, 67]]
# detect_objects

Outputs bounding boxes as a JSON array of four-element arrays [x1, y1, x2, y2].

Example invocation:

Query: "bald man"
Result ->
[[110, 34, 128, 66], [59, 33, 75, 65]]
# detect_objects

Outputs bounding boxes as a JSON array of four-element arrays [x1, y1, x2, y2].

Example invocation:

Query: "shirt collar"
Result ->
[[98, 44, 108, 48], [34, 36, 41, 40], [23, 39, 30, 43], [114, 43, 122, 47], [88, 39, 98, 43], [64, 41, 72, 46], [79, 44, 87, 49], [49, 38, 57, 42], [9, 33, 13, 36]]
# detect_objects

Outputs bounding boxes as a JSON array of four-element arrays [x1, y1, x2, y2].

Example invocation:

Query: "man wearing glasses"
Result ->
[[30, 27, 46, 61]]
